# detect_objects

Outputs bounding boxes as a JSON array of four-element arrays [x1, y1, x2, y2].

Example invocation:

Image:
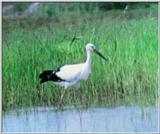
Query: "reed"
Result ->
[[2, 6, 158, 111]]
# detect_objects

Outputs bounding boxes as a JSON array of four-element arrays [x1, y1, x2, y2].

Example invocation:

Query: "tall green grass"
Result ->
[[2, 8, 158, 111]]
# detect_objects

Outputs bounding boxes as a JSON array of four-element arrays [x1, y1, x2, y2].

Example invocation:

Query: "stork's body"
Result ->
[[39, 43, 107, 104], [54, 62, 91, 89]]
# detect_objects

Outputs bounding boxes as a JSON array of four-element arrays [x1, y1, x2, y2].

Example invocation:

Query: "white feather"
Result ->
[[56, 64, 85, 82]]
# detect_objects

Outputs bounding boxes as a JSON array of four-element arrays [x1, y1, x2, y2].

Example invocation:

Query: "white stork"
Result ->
[[39, 43, 107, 104]]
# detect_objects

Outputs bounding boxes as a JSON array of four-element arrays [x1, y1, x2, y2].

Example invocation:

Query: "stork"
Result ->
[[39, 43, 107, 104]]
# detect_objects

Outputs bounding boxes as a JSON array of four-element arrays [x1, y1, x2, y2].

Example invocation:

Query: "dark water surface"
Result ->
[[3, 106, 158, 132]]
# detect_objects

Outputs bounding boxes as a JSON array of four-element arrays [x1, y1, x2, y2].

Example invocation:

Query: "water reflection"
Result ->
[[3, 106, 158, 132]]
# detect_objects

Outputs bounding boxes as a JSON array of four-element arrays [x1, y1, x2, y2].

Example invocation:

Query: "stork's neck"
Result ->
[[86, 50, 92, 65]]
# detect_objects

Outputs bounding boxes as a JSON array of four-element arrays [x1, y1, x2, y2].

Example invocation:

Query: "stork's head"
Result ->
[[86, 43, 96, 52], [86, 43, 107, 61]]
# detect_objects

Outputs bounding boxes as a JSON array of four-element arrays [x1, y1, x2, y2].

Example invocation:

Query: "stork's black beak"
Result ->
[[94, 49, 107, 61]]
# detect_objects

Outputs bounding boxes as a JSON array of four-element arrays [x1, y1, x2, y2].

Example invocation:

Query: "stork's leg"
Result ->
[[58, 89, 66, 106], [75, 83, 84, 104], [78, 88, 83, 103]]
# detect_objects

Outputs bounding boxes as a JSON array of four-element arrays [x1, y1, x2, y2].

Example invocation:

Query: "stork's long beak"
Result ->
[[94, 49, 107, 61]]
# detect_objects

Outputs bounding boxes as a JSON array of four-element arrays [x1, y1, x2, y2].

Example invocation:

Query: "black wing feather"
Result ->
[[39, 66, 65, 84]]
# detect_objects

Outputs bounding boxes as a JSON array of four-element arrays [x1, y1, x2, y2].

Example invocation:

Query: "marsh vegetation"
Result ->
[[2, 3, 158, 111]]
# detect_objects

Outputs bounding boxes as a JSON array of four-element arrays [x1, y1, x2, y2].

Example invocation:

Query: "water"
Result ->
[[3, 106, 158, 132]]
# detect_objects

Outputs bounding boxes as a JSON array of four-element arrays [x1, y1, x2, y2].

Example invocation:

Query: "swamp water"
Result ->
[[3, 106, 158, 132]]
